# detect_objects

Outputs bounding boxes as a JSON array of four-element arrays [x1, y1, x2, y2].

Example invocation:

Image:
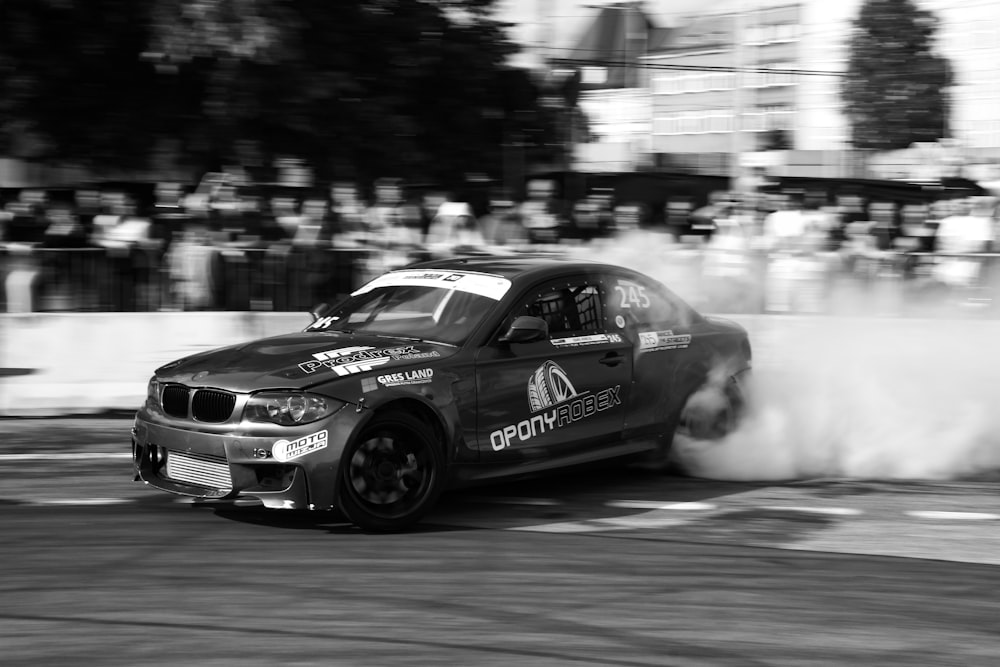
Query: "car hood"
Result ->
[[154, 331, 456, 392]]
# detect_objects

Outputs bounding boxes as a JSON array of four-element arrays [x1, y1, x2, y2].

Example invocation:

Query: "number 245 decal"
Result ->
[[614, 281, 650, 309]]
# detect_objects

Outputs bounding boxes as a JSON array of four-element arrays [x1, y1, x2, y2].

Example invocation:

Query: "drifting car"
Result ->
[[132, 256, 751, 531]]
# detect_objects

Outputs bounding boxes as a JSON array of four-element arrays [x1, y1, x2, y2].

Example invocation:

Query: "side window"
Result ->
[[521, 283, 605, 337], [607, 274, 681, 328]]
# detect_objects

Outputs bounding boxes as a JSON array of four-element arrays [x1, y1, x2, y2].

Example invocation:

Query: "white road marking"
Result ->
[[463, 496, 561, 506], [513, 513, 693, 533], [762, 506, 863, 516], [0, 452, 131, 461], [25, 497, 132, 506], [907, 511, 1000, 521], [606, 500, 716, 511]]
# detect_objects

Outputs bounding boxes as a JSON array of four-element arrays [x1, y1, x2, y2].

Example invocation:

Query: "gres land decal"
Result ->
[[491, 360, 621, 451], [362, 367, 436, 393], [377, 368, 434, 387]]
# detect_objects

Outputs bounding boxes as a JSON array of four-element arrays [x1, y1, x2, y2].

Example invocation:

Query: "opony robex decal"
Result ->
[[492, 361, 621, 451]]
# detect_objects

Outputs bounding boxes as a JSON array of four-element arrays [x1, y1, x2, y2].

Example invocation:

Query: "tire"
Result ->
[[639, 372, 747, 476], [675, 373, 746, 441], [338, 411, 445, 532]]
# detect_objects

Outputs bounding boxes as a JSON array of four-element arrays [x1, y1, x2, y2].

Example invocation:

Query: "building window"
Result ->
[[582, 67, 607, 86]]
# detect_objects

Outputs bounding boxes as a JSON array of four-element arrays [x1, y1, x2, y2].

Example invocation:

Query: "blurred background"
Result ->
[[0, 0, 998, 319]]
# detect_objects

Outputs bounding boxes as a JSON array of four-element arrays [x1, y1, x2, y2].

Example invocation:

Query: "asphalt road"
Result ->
[[2, 418, 1000, 666]]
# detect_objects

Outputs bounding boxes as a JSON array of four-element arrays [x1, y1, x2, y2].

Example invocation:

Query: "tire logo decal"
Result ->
[[528, 361, 578, 412], [490, 360, 621, 451]]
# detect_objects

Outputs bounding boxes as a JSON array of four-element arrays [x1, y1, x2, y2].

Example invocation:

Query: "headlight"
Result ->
[[146, 377, 161, 407], [244, 391, 343, 426]]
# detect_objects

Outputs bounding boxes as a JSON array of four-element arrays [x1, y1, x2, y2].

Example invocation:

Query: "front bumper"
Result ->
[[132, 415, 354, 511]]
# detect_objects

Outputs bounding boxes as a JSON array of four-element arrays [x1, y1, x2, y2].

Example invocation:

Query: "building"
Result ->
[[558, 3, 663, 172], [554, 0, 1000, 178]]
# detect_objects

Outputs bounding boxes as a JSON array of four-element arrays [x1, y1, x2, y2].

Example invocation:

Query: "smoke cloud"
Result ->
[[570, 231, 1000, 481]]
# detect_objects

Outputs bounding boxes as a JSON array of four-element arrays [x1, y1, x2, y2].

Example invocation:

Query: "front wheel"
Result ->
[[338, 411, 444, 532]]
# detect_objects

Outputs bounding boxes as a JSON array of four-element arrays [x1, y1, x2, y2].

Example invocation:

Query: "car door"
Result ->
[[475, 275, 633, 463], [603, 269, 701, 439]]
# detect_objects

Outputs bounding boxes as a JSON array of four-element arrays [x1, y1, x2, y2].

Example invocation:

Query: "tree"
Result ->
[[0, 0, 565, 187], [842, 0, 951, 150], [0, 0, 163, 168]]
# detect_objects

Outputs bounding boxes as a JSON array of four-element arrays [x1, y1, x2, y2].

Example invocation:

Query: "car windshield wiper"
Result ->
[[307, 327, 354, 334]]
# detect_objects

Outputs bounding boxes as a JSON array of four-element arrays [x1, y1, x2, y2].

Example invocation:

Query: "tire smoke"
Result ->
[[570, 231, 1000, 481], [673, 317, 1000, 480]]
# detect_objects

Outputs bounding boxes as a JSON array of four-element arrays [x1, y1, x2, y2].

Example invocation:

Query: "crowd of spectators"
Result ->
[[1, 173, 998, 315]]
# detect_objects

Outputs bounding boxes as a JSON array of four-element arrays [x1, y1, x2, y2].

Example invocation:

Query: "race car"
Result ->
[[132, 256, 752, 531]]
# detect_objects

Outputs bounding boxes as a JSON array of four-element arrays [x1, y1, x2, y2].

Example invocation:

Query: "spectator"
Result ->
[[425, 196, 485, 256], [568, 196, 601, 242], [688, 190, 734, 238], [761, 191, 827, 313], [930, 197, 993, 293], [208, 182, 243, 239], [611, 202, 644, 237], [74, 188, 102, 241], [480, 194, 528, 247], [293, 195, 332, 247], [520, 179, 563, 244], [5, 190, 49, 244], [0, 197, 12, 238], [165, 223, 221, 310], [271, 195, 304, 239], [41, 203, 88, 248], [150, 182, 188, 252], [367, 177, 420, 248], [869, 201, 898, 252], [664, 197, 694, 242], [330, 181, 368, 241], [760, 193, 807, 252]]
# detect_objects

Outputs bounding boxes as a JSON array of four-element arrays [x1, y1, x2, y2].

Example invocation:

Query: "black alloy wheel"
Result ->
[[339, 411, 444, 532]]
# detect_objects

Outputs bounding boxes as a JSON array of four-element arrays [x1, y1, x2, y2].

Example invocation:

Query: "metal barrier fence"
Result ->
[[2, 243, 998, 317]]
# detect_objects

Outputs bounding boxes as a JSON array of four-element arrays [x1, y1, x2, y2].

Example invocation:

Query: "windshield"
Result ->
[[307, 269, 512, 346]]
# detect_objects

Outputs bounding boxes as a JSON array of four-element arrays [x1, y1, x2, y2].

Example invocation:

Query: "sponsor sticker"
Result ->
[[638, 330, 691, 352], [352, 270, 512, 301], [377, 368, 434, 387], [550, 333, 621, 348], [299, 345, 421, 376], [272, 430, 328, 462], [307, 315, 340, 331], [390, 350, 441, 361], [490, 360, 622, 451]]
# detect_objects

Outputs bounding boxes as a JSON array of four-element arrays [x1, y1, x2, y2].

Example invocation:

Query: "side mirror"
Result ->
[[499, 315, 548, 344], [310, 303, 329, 322]]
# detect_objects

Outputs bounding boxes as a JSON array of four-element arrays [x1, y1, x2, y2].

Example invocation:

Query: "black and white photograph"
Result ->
[[1, 0, 999, 664]]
